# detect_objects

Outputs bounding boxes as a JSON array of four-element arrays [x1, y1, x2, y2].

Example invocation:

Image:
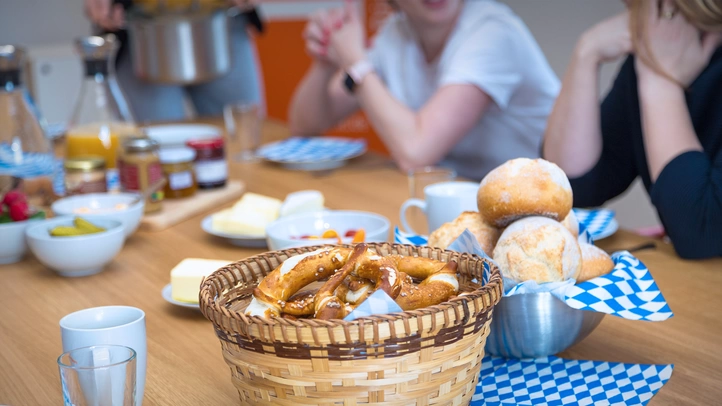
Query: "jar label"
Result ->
[[119, 159, 163, 204], [195, 160, 228, 184], [169, 171, 194, 190]]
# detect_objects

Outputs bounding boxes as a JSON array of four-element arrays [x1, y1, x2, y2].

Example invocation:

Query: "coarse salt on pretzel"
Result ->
[[245, 247, 353, 318]]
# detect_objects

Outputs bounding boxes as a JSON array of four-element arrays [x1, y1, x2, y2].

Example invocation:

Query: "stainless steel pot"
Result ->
[[127, 6, 234, 85]]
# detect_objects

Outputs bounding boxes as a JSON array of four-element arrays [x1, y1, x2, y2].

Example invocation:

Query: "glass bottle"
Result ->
[[66, 34, 137, 192], [0, 45, 55, 201]]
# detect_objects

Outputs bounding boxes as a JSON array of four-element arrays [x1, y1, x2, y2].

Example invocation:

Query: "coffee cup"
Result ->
[[400, 181, 479, 235], [59, 306, 146, 406]]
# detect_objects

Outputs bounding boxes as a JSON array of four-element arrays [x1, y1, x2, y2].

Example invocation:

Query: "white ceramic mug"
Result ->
[[400, 181, 479, 235], [60, 306, 147, 406]]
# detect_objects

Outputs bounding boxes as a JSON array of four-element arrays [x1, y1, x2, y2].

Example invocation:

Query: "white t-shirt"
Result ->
[[367, 0, 560, 180]]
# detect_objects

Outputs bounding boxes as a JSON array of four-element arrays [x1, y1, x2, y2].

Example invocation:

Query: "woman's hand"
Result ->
[[327, 0, 367, 69], [303, 7, 345, 67], [84, 0, 124, 31], [635, 0, 722, 87], [577, 11, 633, 64]]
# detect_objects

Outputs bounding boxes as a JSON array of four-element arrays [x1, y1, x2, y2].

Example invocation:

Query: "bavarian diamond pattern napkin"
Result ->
[[574, 208, 616, 240], [393, 228, 674, 322], [472, 355, 674, 406], [565, 251, 673, 321], [343, 289, 403, 321]]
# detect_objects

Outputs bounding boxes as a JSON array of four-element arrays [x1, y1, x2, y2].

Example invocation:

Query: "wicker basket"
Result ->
[[200, 243, 503, 405]]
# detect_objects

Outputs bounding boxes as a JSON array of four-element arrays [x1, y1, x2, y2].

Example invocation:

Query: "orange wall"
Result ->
[[255, 1, 393, 154]]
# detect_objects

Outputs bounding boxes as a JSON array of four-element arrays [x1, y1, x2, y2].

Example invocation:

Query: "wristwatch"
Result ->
[[343, 60, 375, 93]]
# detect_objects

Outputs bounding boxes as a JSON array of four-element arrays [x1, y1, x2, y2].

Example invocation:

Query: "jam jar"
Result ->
[[186, 138, 227, 189], [64, 156, 107, 195]]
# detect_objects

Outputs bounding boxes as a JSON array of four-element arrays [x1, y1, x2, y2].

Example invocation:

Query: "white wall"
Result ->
[[0, 0, 661, 229]]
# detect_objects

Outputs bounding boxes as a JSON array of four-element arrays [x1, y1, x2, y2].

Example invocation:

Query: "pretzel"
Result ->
[[245, 244, 460, 320]]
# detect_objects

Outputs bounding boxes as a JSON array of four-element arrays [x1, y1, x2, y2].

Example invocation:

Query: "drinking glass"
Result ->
[[58, 345, 136, 406], [406, 167, 457, 235], [223, 102, 262, 162]]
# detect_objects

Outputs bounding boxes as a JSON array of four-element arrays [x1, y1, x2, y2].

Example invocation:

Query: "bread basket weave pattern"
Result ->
[[200, 243, 503, 405]]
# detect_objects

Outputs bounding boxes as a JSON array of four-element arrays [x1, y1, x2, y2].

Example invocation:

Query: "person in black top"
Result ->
[[543, 0, 722, 259]]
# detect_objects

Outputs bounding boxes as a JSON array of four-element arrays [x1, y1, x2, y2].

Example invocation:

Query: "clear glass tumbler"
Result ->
[[58, 345, 136, 406], [223, 102, 262, 162], [406, 166, 457, 235]]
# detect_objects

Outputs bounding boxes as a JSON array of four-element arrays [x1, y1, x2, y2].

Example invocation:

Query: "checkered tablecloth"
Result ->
[[472, 355, 674, 406], [256, 137, 366, 163]]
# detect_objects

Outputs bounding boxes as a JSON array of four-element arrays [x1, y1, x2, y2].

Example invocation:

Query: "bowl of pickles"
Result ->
[[26, 217, 125, 277]]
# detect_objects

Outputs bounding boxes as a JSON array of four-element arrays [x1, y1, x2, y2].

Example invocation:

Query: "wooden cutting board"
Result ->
[[139, 180, 245, 232]]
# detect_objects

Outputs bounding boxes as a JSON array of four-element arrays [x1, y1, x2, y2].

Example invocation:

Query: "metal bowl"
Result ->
[[485, 292, 604, 358]]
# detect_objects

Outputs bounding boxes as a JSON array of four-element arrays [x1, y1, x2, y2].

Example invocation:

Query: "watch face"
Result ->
[[343, 73, 356, 93]]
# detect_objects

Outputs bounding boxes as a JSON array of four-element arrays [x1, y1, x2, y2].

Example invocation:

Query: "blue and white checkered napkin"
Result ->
[[472, 355, 674, 406], [344, 289, 403, 321], [574, 208, 617, 240], [256, 137, 367, 163], [394, 227, 673, 321], [0, 143, 57, 178]]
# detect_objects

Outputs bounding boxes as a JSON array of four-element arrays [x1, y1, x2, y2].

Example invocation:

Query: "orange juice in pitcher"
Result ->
[[68, 35, 135, 192]]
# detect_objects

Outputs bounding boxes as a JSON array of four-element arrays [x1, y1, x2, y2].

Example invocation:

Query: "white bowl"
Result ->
[[144, 124, 222, 149], [0, 219, 43, 264], [265, 210, 390, 251], [26, 217, 125, 277], [51, 193, 144, 238]]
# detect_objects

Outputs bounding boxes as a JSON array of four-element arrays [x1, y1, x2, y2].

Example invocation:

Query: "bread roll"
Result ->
[[428, 211, 500, 254], [492, 216, 581, 284], [477, 158, 573, 227], [561, 211, 579, 237], [578, 243, 614, 282]]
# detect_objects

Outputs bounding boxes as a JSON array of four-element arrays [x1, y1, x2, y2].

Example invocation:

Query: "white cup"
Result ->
[[60, 306, 147, 406], [400, 181, 479, 235]]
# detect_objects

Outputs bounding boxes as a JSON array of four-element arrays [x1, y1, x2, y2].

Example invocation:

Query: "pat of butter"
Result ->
[[170, 258, 233, 303], [211, 208, 267, 236], [232, 192, 282, 222], [280, 190, 324, 217]]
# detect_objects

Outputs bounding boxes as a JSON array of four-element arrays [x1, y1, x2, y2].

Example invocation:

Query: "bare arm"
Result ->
[[543, 12, 632, 177], [355, 75, 491, 170], [288, 63, 359, 135]]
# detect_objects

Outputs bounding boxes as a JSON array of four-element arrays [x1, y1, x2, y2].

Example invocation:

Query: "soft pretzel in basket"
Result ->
[[245, 244, 460, 320]]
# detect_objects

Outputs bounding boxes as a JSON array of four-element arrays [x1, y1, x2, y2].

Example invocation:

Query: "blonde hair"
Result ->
[[629, 0, 722, 84]]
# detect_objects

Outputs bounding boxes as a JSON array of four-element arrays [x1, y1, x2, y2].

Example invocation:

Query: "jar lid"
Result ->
[[159, 147, 196, 164], [186, 138, 224, 150], [123, 136, 159, 153], [64, 156, 106, 171]]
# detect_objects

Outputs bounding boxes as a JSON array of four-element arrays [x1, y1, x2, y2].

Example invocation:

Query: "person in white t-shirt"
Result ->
[[288, 0, 559, 180]]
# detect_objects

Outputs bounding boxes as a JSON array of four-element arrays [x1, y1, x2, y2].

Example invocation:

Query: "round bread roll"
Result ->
[[578, 243, 614, 282], [428, 211, 500, 254], [492, 216, 581, 284], [561, 210, 579, 237], [477, 158, 573, 227]]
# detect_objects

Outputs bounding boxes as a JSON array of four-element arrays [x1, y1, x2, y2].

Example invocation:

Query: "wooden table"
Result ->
[[1, 120, 721, 405]]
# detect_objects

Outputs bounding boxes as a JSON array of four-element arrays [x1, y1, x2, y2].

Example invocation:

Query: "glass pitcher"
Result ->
[[0, 45, 55, 201], [66, 34, 137, 192]]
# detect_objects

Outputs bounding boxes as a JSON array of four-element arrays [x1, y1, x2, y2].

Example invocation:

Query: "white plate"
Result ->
[[144, 124, 222, 149], [256, 137, 367, 171], [201, 215, 268, 248], [162, 284, 200, 310]]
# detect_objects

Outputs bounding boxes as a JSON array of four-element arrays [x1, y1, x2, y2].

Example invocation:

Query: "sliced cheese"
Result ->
[[280, 190, 325, 217], [170, 258, 233, 303]]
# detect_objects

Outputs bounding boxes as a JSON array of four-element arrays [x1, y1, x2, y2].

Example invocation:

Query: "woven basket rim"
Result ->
[[199, 242, 503, 328]]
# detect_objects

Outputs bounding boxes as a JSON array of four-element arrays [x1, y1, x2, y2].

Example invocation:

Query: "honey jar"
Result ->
[[159, 147, 197, 199]]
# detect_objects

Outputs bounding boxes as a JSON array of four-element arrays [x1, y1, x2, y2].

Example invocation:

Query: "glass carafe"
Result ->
[[66, 34, 137, 192], [0, 45, 55, 202]]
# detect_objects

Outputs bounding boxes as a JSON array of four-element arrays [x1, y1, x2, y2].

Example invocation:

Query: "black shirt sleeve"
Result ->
[[568, 57, 639, 208], [650, 150, 722, 259]]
